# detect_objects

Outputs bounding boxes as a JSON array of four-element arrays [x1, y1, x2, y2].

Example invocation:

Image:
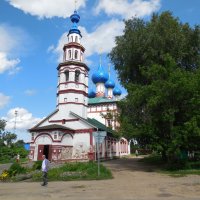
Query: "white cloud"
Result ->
[[6, 0, 87, 19], [0, 93, 10, 109], [94, 0, 161, 19], [80, 19, 124, 57], [49, 19, 124, 62], [0, 52, 21, 74], [0, 24, 30, 74], [2, 107, 42, 141], [24, 89, 37, 96], [3, 107, 42, 130]]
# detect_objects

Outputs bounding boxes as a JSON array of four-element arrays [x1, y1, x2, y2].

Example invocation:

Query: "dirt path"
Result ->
[[0, 157, 199, 200]]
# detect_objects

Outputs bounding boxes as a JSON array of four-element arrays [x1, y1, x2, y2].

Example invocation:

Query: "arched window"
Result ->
[[75, 50, 78, 59], [64, 70, 69, 81], [68, 50, 71, 59], [75, 70, 80, 82], [80, 52, 83, 61], [75, 36, 78, 43], [71, 36, 73, 42]]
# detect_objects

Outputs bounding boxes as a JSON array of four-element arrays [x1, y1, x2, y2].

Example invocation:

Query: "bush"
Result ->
[[0, 170, 10, 181], [8, 163, 27, 176], [32, 160, 42, 170]]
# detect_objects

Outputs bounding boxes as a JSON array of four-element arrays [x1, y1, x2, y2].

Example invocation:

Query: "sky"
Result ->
[[0, 0, 200, 142]]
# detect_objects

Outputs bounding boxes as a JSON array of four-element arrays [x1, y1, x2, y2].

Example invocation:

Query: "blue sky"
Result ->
[[0, 0, 200, 142]]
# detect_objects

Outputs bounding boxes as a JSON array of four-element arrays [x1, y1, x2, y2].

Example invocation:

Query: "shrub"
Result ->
[[0, 170, 10, 181], [8, 163, 27, 176], [32, 160, 42, 170]]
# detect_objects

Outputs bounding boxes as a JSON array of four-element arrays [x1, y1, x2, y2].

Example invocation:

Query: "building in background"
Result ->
[[29, 10, 129, 162]]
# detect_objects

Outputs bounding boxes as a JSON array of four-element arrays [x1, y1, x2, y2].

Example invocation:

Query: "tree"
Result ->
[[109, 12, 200, 162], [0, 120, 28, 163], [0, 119, 17, 147]]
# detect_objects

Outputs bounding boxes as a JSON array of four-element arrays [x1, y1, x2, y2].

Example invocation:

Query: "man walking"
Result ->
[[41, 154, 49, 186]]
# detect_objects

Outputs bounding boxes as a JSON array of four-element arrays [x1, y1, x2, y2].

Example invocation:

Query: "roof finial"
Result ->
[[99, 48, 102, 67], [108, 63, 111, 78], [75, 0, 77, 10]]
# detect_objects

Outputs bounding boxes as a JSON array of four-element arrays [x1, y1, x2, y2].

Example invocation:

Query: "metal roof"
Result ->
[[88, 97, 117, 105]]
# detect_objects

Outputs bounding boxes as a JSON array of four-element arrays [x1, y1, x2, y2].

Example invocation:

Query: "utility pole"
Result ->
[[14, 110, 18, 134], [97, 130, 100, 176]]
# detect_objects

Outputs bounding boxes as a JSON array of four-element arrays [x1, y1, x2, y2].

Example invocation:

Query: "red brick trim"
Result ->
[[57, 89, 88, 96], [58, 102, 88, 107], [57, 60, 89, 71], [58, 81, 88, 88], [63, 42, 85, 52], [61, 133, 74, 141], [49, 119, 79, 123], [33, 133, 53, 143]]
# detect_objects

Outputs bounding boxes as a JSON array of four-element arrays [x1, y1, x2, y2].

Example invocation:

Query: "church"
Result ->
[[29, 10, 129, 162]]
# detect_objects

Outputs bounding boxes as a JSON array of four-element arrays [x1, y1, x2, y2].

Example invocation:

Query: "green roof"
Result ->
[[87, 117, 114, 136], [88, 97, 117, 105]]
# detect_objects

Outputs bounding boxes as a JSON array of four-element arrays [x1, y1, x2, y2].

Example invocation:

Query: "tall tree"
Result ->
[[0, 119, 17, 147], [109, 12, 200, 161]]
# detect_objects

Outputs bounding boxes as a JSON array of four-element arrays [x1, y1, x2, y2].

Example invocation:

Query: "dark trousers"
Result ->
[[42, 171, 48, 185]]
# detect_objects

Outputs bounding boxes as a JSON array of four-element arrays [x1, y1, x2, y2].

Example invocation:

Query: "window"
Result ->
[[75, 36, 78, 42], [64, 98, 67, 102], [54, 134, 57, 140], [64, 70, 69, 81], [80, 53, 83, 61], [71, 36, 73, 42], [75, 98, 78, 102], [75, 50, 78, 59], [68, 50, 71, 59], [75, 70, 80, 82], [107, 119, 112, 127]]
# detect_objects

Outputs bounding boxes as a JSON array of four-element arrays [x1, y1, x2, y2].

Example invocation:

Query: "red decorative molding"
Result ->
[[88, 109, 118, 113], [33, 133, 53, 143], [63, 42, 85, 52], [49, 119, 79, 123], [60, 66, 87, 74], [61, 133, 74, 141], [57, 60, 89, 71], [57, 89, 88, 96], [74, 128, 94, 133], [58, 102, 88, 107], [58, 81, 88, 88]]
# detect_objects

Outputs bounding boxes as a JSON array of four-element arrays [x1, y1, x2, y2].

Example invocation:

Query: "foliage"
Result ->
[[8, 163, 27, 176], [0, 146, 29, 163], [109, 11, 200, 163], [32, 162, 112, 181], [0, 170, 10, 181], [32, 160, 42, 170], [0, 119, 28, 163], [141, 154, 200, 175]]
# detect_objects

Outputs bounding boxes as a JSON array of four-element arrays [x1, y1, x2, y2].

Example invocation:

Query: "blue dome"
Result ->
[[113, 86, 122, 96], [68, 10, 81, 36], [70, 10, 80, 23], [88, 90, 96, 98], [105, 79, 115, 88], [92, 65, 108, 84]]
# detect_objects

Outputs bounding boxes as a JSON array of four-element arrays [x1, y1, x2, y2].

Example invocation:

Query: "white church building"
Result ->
[[29, 10, 129, 162]]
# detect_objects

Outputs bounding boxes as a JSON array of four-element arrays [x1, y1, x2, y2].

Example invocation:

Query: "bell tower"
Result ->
[[56, 10, 89, 119]]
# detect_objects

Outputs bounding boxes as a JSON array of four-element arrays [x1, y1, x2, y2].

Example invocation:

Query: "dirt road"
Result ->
[[0, 157, 199, 200]]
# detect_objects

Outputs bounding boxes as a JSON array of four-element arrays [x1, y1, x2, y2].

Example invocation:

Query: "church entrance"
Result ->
[[37, 145, 52, 161]]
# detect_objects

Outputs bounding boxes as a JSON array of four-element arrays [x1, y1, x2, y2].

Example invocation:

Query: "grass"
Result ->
[[140, 154, 200, 177], [31, 161, 113, 181]]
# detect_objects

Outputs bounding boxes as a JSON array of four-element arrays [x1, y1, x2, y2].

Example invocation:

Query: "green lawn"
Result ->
[[140, 154, 200, 176], [1, 161, 113, 182]]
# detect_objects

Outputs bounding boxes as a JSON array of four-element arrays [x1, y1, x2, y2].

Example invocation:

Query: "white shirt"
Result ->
[[42, 159, 49, 172]]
